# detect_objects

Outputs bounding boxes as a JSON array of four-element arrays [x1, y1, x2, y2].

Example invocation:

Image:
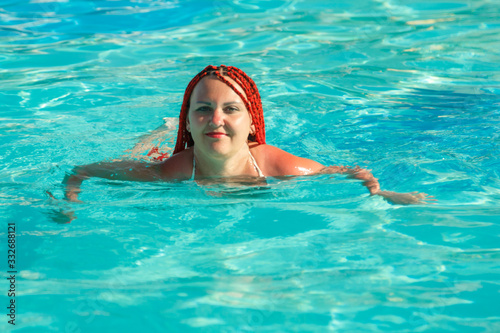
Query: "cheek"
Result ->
[[188, 112, 204, 128], [233, 115, 252, 131], [233, 117, 251, 140]]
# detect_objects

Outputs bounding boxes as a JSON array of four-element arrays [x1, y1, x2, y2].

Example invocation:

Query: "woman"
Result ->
[[64, 65, 434, 205]]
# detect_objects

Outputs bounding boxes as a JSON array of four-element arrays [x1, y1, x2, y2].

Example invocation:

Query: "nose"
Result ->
[[209, 107, 224, 127]]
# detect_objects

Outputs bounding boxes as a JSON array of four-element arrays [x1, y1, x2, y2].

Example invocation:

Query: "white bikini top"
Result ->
[[191, 151, 264, 180]]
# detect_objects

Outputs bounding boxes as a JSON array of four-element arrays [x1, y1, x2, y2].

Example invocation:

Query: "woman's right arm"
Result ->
[[63, 160, 163, 202], [63, 149, 191, 202]]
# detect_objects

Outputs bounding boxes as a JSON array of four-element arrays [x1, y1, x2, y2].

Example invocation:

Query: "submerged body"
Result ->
[[64, 65, 434, 206]]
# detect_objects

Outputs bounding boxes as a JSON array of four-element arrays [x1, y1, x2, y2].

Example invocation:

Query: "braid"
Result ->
[[173, 65, 265, 154]]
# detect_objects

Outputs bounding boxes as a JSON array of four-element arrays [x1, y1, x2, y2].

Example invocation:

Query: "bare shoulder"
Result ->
[[157, 148, 193, 180], [249, 143, 325, 176]]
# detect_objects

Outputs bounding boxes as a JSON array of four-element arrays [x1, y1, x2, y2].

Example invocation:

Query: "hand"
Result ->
[[376, 190, 437, 205], [62, 171, 87, 203], [64, 189, 83, 203], [45, 191, 78, 223]]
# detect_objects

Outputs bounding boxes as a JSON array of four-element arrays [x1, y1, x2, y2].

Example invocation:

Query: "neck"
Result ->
[[193, 145, 254, 177]]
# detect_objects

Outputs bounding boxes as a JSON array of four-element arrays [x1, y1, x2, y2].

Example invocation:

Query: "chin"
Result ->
[[202, 141, 232, 156]]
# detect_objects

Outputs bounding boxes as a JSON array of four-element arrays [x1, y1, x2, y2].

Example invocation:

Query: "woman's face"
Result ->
[[187, 76, 254, 158]]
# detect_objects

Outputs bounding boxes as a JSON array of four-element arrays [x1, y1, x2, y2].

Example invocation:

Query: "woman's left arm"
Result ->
[[319, 165, 380, 195], [259, 145, 436, 205], [319, 165, 436, 205]]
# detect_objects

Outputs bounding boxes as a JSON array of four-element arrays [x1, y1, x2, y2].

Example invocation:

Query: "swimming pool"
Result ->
[[1, 0, 499, 331]]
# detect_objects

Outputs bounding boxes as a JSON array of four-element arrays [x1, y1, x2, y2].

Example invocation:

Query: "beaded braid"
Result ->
[[173, 65, 265, 154]]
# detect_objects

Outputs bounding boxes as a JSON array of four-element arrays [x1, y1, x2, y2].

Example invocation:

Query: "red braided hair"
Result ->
[[173, 65, 265, 154]]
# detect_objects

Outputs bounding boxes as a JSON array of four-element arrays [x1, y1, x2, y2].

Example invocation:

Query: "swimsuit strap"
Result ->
[[191, 150, 265, 180], [191, 154, 196, 180], [249, 151, 265, 177]]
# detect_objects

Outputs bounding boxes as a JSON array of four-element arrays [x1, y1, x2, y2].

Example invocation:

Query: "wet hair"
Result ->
[[173, 65, 265, 154]]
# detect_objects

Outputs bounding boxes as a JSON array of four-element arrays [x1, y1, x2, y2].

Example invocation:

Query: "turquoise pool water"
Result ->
[[1, 0, 499, 331]]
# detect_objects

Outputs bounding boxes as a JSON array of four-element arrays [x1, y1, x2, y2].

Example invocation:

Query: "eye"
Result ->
[[196, 106, 212, 112], [225, 106, 239, 112]]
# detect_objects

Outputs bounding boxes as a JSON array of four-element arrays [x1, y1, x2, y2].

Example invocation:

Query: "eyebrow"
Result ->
[[195, 101, 242, 106]]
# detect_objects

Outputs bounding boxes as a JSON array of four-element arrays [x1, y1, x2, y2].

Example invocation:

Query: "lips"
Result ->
[[205, 132, 228, 138]]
